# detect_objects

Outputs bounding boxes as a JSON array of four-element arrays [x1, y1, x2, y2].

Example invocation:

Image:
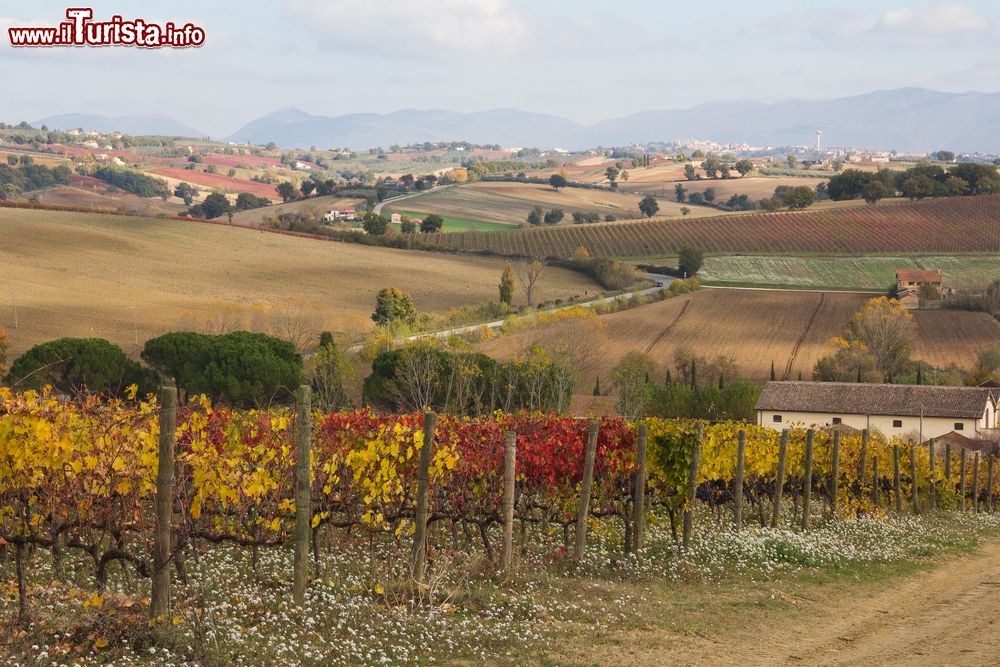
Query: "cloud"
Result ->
[[285, 0, 527, 55], [754, 3, 992, 47]]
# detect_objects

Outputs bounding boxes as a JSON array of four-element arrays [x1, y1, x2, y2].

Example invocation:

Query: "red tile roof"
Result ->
[[896, 269, 942, 283]]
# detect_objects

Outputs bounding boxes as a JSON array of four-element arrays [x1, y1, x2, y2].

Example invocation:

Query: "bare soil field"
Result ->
[[629, 175, 829, 201], [480, 289, 1000, 384], [230, 195, 366, 226], [394, 181, 714, 225], [0, 208, 599, 357]]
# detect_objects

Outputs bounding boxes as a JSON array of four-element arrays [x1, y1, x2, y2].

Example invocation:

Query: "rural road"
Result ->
[[347, 273, 673, 353], [395, 272, 674, 345], [577, 539, 1000, 666]]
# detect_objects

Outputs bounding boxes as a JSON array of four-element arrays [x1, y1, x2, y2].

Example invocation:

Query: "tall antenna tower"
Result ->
[[815, 129, 823, 151]]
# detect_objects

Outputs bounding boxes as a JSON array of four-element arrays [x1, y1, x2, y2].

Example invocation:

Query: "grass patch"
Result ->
[[393, 210, 515, 232]]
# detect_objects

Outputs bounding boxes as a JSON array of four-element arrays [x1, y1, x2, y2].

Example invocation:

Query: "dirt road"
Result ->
[[567, 540, 1000, 666]]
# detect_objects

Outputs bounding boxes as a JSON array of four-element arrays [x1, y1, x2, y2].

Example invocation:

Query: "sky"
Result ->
[[2, 0, 1000, 137]]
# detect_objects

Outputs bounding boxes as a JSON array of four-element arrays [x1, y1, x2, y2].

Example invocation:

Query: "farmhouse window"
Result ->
[[832, 417, 842, 425], [955, 423, 965, 431], [892, 419, 903, 428], [772, 415, 782, 423]]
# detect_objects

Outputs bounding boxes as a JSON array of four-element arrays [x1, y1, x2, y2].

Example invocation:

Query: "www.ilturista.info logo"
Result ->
[[8, 8, 205, 48]]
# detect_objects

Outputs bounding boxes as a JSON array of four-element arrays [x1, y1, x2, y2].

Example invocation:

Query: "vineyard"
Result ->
[[4, 384, 999, 642], [407, 194, 1000, 258]]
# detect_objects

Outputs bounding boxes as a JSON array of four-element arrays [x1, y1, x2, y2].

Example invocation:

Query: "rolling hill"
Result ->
[[34, 113, 206, 138]]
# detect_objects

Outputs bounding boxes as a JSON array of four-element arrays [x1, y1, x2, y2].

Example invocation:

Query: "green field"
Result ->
[[698, 255, 1000, 291], [394, 211, 514, 232]]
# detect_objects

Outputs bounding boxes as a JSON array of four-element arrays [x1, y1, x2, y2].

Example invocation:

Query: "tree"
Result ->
[[680, 206, 690, 216], [783, 185, 816, 209], [197, 192, 232, 219], [515, 259, 545, 307], [307, 336, 353, 411], [142, 331, 301, 406], [300, 180, 316, 197], [935, 150, 956, 162], [174, 182, 199, 206], [683, 163, 697, 180], [611, 351, 660, 420], [277, 181, 299, 203], [7, 337, 156, 395], [862, 180, 889, 205], [420, 214, 444, 233], [549, 173, 568, 190], [372, 287, 417, 326], [674, 183, 686, 202], [235, 192, 269, 210], [786, 155, 798, 169], [735, 159, 754, 177], [605, 166, 620, 187], [677, 245, 703, 277], [362, 212, 388, 235], [400, 216, 417, 233], [703, 187, 716, 203], [813, 338, 881, 383], [701, 155, 721, 178], [526, 205, 543, 226], [593, 377, 601, 396], [638, 195, 659, 217], [499, 263, 515, 306], [977, 347, 1000, 375], [0, 327, 7, 378], [543, 208, 564, 225], [844, 297, 916, 379]]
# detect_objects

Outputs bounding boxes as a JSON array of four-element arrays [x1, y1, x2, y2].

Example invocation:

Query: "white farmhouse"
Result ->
[[755, 381, 998, 441]]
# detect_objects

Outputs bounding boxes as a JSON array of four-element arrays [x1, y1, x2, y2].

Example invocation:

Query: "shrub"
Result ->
[[5, 337, 157, 395]]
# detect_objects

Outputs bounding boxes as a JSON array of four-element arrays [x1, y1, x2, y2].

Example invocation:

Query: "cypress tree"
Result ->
[[593, 377, 601, 396], [770, 361, 776, 381], [690, 358, 697, 389], [718, 373, 725, 390], [797, 370, 802, 381], [856, 367, 863, 383], [665, 369, 672, 385], [916, 366, 923, 385]]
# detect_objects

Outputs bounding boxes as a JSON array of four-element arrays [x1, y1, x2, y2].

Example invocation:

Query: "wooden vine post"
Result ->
[[893, 444, 902, 513], [501, 431, 517, 571], [829, 430, 841, 515], [945, 443, 952, 488], [573, 420, 600, 560], [733, 429, 746, 531], [959, 448, 967, 512], [682, 423, 703, 548], [151, 384, 177, 620], [871, 456, 879, 506], [988, 454, 995, 513], [973, 452, 981, 513], [292, 385, 312, 606], [632, 423, 649, 551], [928, 438, 937, 510], [413, 411, 437, 584], [801, 429, 814, 530], [771, 430, 789, 528], [857, 429, 869, 505], [910, 442, 920, 514]]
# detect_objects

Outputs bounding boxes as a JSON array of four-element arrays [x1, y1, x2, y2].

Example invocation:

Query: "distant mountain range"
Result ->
[[34, 89, 1000, 152], [33, 113, 206, 138]]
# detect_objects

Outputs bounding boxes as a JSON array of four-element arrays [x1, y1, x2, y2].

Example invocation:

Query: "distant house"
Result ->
[[322, 208, 357, 223], [293, 161, 313, 171], [755, 381, 998, 440], [381, 177, 399, 189], [390, 213, 402, 224], [896, 269, 943, 292]]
